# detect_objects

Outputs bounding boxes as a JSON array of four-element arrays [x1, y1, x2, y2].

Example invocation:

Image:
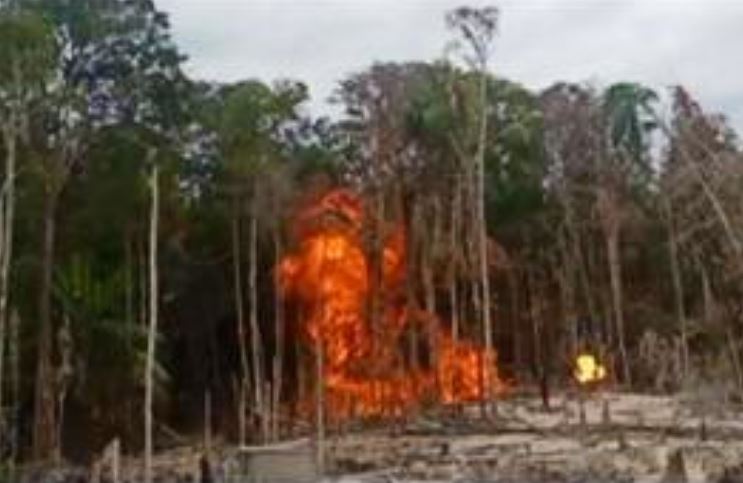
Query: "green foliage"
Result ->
[[0, 8, 55, 90], [484, 78, 545, 234], [603, 82, 659, 167], [53, 255, 170, 415]]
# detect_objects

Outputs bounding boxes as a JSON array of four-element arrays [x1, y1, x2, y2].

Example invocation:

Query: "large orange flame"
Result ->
[[279, 189, 503, 419]]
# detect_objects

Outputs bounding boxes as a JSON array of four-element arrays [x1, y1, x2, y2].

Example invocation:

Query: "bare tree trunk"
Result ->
[[315, 338, 325, 475], [272, 228, 285, 441], [125, 233, 133, 327], [368, 188, 385, 371], [140, 236, 147, 328], [432, 197, 443, 313], [34, 186, 58, 460], [420, 201, 439, 385], [144, 156, 159, 483], [55, 316, 73, 463], [475, 70, 495, 412], [509, 267, 521, 372], [248, 210, 265, 442], [231, 206, 249, 446], [204, 390, 211, 453], [701, 263, 714, 325], [557, 229, 578, 356], [654, 116, 743, 257], [405, 199, 420, 372], [726, 325, 743, 394], [562, 196, 598, 327], [296, 335, 307, 432], [9, 309, 19, 470], [531, 267, 551, 410], [606, 227, 631, 386], [0, 121, 16, 424], [449, 177, 461, 342], [664, 198, 689, 380]]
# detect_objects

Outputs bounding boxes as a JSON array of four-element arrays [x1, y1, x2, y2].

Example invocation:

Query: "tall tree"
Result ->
[[0, 5, 55, 454], [601, 82, 658, 385], [15, 0, 188, 459], [446, 5, 499, 409]]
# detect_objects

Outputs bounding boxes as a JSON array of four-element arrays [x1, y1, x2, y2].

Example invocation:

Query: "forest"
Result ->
[[2, 1, 743, 482]]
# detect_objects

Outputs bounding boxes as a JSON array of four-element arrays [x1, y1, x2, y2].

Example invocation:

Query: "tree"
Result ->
[[446, 5, 499, 410], [11, 0, 189, 460], [0, 5, 55, 457], [601, 82, 658, 385]]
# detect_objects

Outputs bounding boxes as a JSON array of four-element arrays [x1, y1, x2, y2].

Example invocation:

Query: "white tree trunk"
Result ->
[[232, 209, 249, 446], [144, 155, 159, 483], [476, 70, 495, 410], [248, 211, 265, 442], [449, 177, 460, 343], [0, 121, 16, 421], [607, 228, 631, 386], [9, 309, 19, 468]]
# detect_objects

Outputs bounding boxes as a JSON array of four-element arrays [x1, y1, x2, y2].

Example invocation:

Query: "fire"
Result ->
[[279, 189, 503, 419], [574, 353, 607, 385]]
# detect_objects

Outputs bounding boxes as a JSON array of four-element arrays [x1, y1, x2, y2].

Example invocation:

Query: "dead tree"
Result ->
[[144, 151, 159, 483]]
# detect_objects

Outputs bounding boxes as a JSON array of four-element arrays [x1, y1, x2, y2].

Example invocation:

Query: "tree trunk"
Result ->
[[701, 263, 714, 325], [368, 188, 385, 371], [248, 210, 265, 442], [557, 229, 578, 357], [726, 325, 743, 394], [125, 230, 134, 326], [315, 337, 325, 475], [509, 267, 521, 373], [654, 115, 743, 257], [606, 227, 631, 386], [139, 235, 147, 328], [421, 202, 439, 381], [231, 206, 249, 446], [665, 198, 689, 380], [33, 186, 58, 460], [475, 70, 495, 411], [9, 309, 19, 469], [529, 267, 550, 410], [0, 121, 16, 423], [405, 199, 420, 372], [204, 390, 211, 454], [449, 176, 461, 342], [561, 194, 598, 329], [144, 156, 159, 483], [272, 227, 285, 441]]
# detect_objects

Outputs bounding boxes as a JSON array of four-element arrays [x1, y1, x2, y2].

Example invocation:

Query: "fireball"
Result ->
[[574, 353, 607, 385]]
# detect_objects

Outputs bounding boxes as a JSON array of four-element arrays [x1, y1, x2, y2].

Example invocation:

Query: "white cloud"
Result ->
[[158, 0, 743, 132]]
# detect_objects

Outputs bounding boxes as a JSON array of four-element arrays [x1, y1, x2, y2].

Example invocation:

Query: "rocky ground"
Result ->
[[13, 391, 743, 482]]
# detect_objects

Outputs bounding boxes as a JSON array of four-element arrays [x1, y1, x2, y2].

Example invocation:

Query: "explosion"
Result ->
[[574, 353, 607, 385], [279, 189, 502, 419]]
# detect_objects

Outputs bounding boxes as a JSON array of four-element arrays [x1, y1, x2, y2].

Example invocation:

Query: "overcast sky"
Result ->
[[157, 0, 743, 133]]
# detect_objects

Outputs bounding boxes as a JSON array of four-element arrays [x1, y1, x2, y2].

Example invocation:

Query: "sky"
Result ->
[[157, 0, 743, 133]]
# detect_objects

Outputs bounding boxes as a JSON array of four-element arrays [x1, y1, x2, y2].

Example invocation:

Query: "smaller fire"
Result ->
[[574, 353, 607, 385]]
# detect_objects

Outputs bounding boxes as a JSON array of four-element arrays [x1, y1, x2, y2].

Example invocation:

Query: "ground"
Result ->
[[14, 391, 743, 482]]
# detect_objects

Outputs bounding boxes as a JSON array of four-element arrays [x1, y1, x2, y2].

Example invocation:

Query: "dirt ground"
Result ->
[[15, 391, 743, 482], [327, 391, 743, 482]]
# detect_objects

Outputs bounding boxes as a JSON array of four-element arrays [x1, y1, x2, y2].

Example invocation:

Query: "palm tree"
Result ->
[[600, 82, 658, 386]]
